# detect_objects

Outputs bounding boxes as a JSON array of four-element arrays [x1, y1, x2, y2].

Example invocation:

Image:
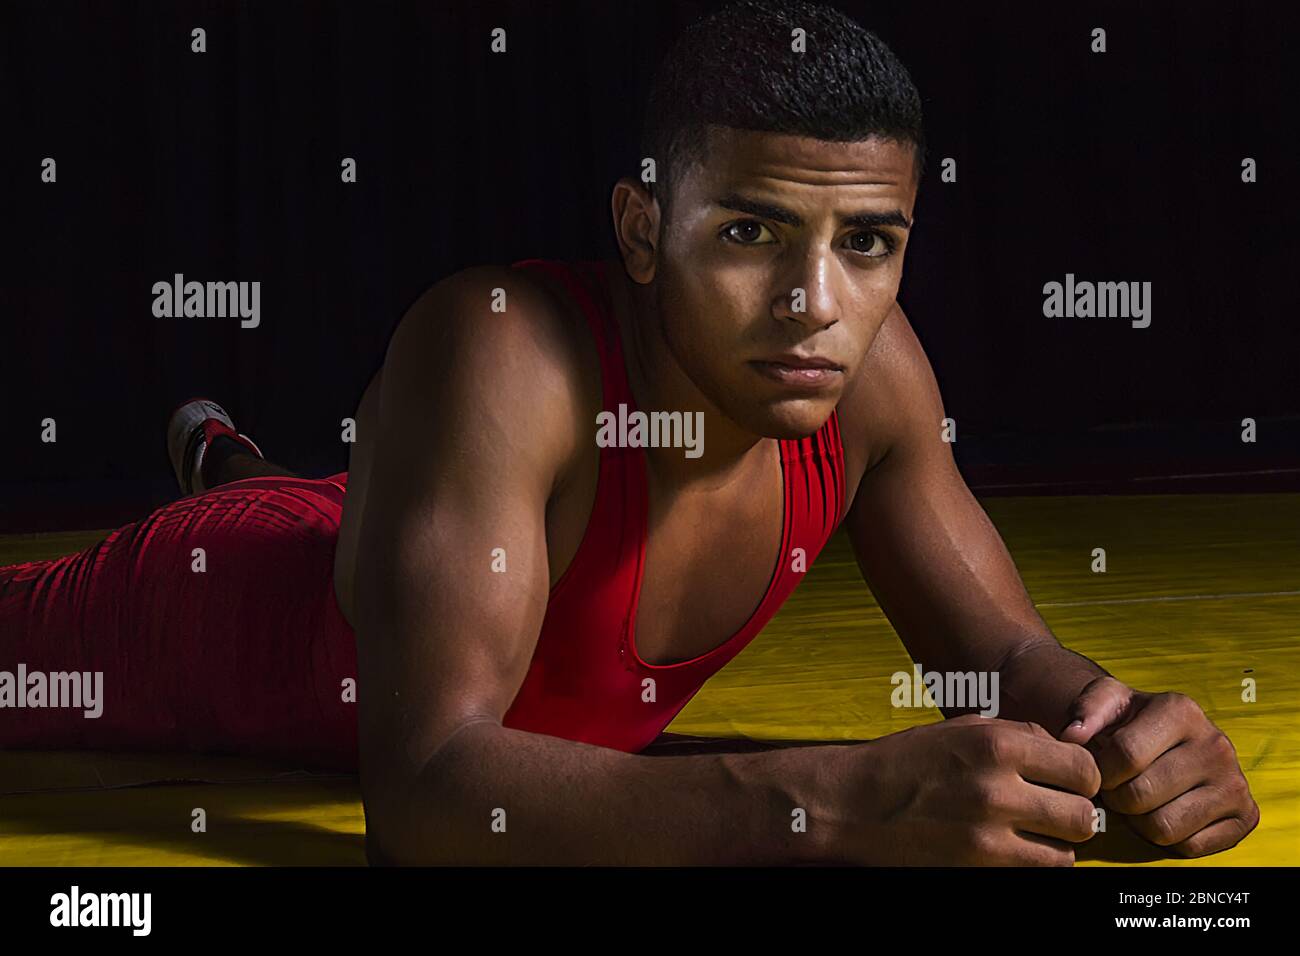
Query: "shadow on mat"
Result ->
[[1074, 816, 1179, 864], [0, 769, 1183, 866], [0, 778, 366, 866]]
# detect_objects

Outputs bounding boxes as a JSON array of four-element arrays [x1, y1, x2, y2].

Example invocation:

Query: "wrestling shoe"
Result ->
[[166, 398, 265, 495]]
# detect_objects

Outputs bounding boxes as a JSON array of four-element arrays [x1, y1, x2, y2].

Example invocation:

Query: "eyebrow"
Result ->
[[715, 192, 912, 231]]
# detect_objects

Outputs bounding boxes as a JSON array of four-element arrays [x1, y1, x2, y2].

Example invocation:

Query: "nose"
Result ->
[[772, 254, 839, 332]]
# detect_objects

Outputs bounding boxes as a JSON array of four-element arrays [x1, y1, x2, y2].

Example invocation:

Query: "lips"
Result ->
[[750, 355, 844, 390], [758, 354, 844, 371]]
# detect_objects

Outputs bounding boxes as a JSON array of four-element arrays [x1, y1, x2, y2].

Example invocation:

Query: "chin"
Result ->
[[749, 398, 837, 441]]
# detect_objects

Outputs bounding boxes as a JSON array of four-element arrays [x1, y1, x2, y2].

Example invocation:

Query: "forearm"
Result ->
[[993, 637, 1110, 734], [372, 720, 845, 865]]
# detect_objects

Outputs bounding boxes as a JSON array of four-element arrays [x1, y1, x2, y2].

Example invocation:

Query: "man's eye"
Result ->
[[846, 231, 896, 258], [720, 220, 775, 244]]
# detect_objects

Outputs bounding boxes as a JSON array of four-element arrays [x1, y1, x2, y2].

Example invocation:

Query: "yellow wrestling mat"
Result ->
[[2, 493, 1297, 866]]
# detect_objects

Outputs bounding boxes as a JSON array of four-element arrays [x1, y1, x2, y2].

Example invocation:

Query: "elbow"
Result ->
[[362, 778, 458, 867], [361, 785, 428, 866], [361, 717, 503, 866]]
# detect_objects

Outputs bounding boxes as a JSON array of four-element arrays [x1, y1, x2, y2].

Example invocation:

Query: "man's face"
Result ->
[[652, 127, 918, 440]]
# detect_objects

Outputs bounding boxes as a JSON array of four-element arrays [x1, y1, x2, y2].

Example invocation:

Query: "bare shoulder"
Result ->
[[381, 263, 601, 476], [391, 264, 595, 390], [837, 300, 946, 473], [337, 264, 599, 621]]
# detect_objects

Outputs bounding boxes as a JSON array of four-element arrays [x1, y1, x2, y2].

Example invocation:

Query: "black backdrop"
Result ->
[[2, 0, 1297, 531]]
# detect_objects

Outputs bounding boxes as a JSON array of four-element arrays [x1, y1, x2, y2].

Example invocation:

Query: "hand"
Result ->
[[1059, 676, 1260, 857], [843, 715, 1101, 865]]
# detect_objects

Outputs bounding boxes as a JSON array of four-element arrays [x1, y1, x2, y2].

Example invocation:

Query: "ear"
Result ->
[[610, 177, 660, 284]]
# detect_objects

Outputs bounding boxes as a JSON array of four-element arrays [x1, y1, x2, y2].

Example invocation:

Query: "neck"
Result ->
[[603, 258, 769, 488]]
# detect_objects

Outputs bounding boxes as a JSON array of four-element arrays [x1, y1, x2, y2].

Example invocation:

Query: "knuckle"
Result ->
[[1211, 731, 1237, 761], [1021, 720, 1051, 739], [968, 774, 1003, 813], [1225, 769, 1251, 801], [1171, 835, 1206, 859], [1123, 772, 1153, 811], [1146, 811, 1178, 846], [1103, 785, 1133, 815], [982, 727, 1015, 765], [1109, 732, 1141, 772], [967, 825, 998, 861], [1244, 800, 1262, 834], [1219, 813, 1256, 852]]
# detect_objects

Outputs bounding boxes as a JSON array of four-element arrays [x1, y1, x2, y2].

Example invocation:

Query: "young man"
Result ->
[[1, 1, 1257, 865]]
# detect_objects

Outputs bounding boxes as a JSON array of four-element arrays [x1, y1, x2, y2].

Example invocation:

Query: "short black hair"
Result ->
[[640, 0, 926, 219]]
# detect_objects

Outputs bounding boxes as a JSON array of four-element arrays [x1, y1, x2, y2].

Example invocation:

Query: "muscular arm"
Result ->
[[841, 304, 1260, 860], [842, 303, 1106, 733], [352, 268, 845, 865]]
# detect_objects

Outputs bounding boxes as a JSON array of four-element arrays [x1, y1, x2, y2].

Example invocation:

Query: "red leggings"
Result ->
[[0, 474, 359, 770]]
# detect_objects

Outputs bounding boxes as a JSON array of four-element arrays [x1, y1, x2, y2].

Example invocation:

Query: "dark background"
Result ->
[[2, 0, 1297, 532]]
